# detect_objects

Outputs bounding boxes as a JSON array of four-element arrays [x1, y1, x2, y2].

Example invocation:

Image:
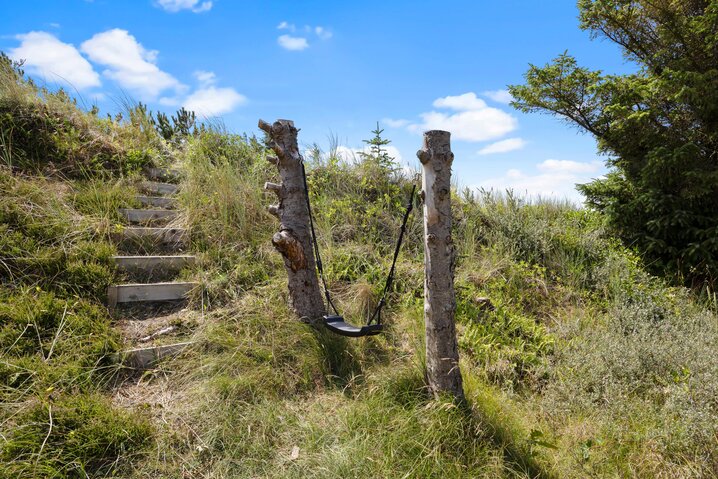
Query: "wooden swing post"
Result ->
[[259, 118, 326, 323], [417, 130, 465, 401]]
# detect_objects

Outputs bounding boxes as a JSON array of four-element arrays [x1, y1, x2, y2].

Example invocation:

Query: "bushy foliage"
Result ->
[[0, 170, 119, 299], [2, 72, 718, 476], [510, 1, 718, 287], [151, 106, 197, 141], [1, 394, 153, 478], [0, 52, 161, 177]]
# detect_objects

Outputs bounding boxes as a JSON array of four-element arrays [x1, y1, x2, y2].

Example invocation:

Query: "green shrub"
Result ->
[[0, 290, 118, 399], [1, 394, 153, 478]]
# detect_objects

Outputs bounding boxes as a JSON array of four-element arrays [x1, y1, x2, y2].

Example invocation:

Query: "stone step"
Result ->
[[135, 195, 177, 209], [139, 181, 179, 196], [119, 208, 178, 225], [146, 167, 181, 182], [116, 341, 194, 370], [113, 226, 188, 247], [107, 281, 198, 308], [112, 255, 196, 272]]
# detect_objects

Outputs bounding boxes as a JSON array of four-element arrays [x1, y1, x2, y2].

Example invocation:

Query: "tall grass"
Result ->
[[0, 55, 167, 477], [3, 64, 718, 476]]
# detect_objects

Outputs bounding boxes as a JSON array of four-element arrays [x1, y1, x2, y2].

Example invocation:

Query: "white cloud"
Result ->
[[81, 29, 185, 100], [276, 22, 332, 50], [410, 110, 517, 142], [315, 26, 333, 40], [183, 70, 246, 116], [538, 159, 601, 174], [9, 31, 100, 90], [277, 21, 296, 32], [433, 92, 487, 111], [382, 118, 410, 128], [477, 138, 526, 155], [156, 0, 212, 13], [333, 145, 404, 164], [158, 96, 181, 107], [482, 89, 513, 104], [183, 86, 246, 116], [278, 34, 309, 51], [479, 159, 603, 203], [408, 91, 518, 142], [193, 70, 216, 86]]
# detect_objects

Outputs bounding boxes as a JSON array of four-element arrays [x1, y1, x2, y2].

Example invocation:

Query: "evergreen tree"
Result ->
[[359, 122, 395, 170], [510, 0, 718, 287]]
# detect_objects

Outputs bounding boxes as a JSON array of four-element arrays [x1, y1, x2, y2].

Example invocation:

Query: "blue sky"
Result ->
[[2, 0, 636, 201]]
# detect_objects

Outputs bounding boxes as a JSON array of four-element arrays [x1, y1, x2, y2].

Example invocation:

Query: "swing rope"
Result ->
[[300, 160, 415, 327]]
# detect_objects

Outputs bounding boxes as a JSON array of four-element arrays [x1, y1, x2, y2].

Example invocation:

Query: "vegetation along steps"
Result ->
[[135, 195, 177, 209], [105, 163, 199, 372], [139, 180, 179, 195], [146, 167, 181, 181], [112, 254, 196, 272], [107, 281, 198, 308], [115, 341, 195, 370], [114, 226, 188, 246], [119, 208, 178, 224]]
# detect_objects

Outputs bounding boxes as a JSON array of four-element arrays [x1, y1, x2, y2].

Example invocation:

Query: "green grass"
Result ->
[[2, 56, 718, 477], [0, 57, 166, 478]]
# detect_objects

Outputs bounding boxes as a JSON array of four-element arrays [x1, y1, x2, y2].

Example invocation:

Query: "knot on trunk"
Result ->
[[272, 229, 307, 272], [259, 119, 300, 166]]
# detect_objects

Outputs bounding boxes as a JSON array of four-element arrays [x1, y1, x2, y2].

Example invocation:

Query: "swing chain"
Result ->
[[300, 159, 415, 326]]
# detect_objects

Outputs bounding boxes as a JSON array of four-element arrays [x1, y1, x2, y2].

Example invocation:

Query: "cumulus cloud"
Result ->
[[276, 21, 332, 50], [382, 118, 410, 128], [479, 159, 603, 202], [182, 70, 246, 116], [408, 92, 517, 142], [482, 89, 513, 104], [81, 29, 185, 100], [477, 138, 526, 155], [277, 21, 296, 32], [9, 31, 100, 90], [332, 145, 404, 164], [538, 159, 600, 174], [156, 0, 212, 13], [433, 92, 487, 111], [315, 26, 333, 40], [193, 70, 216, 86], [183, 87, 246, 116], [278, 34, 309, 51]]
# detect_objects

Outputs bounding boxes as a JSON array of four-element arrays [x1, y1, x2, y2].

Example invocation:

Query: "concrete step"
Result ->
[[107, 281, 198, 308], [119, 208, 178, 225], [113, 226, 188, 248], [135, 195, 177, 209], [112, 255, 196, 272], [139, 181, 179, 196], [116, 341, 194, 370], [146, 167, 181, 182]]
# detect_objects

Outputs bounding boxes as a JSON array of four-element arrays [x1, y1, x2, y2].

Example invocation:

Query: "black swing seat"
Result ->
[[323, 315, 383, 337]]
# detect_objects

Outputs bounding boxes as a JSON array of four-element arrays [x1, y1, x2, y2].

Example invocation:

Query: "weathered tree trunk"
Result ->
[[417, 130, 464, 400], [259, 119, 326, 322]]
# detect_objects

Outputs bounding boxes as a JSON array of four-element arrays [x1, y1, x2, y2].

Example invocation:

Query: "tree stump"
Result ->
[[417, 130, 465, 400], [259, 119, 326, 322]]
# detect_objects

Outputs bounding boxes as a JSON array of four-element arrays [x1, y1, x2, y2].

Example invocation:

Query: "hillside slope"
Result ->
[[1, 55, 717, 478]]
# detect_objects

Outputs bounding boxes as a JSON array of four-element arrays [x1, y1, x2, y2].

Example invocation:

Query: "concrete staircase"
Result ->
[[109, 167, 197, 370]]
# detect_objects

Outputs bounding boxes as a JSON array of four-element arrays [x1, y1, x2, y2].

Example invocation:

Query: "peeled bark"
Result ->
[[259, 119, 326, 322], [417, 130, 464, 400]]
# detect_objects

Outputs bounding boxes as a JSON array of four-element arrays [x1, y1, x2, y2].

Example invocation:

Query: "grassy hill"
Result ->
[[1, 54, 717, 478]]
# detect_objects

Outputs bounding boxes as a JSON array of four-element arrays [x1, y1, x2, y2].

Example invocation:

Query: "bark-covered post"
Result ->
[[417, 130, 464, 401], [258, 119, 326, 322]]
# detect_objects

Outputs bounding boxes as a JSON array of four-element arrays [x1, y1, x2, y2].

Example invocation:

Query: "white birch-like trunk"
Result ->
[[417, 130, 464, 400]]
